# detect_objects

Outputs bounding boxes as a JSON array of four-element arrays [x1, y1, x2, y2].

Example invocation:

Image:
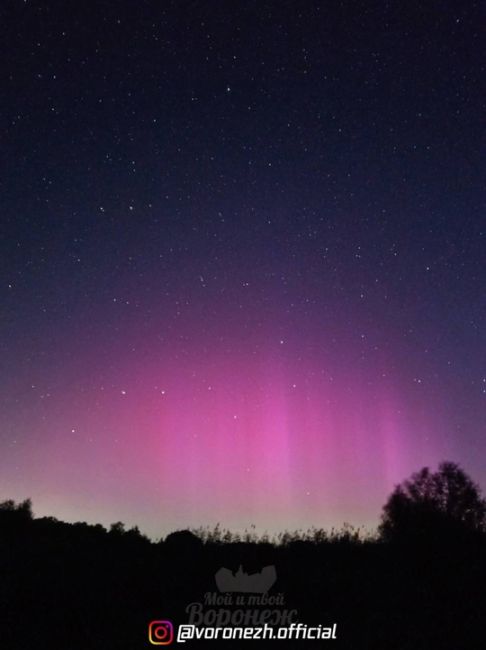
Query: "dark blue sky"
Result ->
[[1, 1, 485, 535]]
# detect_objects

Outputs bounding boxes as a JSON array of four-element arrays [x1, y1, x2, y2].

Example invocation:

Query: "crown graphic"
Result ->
[[215, 565, 277, 593]]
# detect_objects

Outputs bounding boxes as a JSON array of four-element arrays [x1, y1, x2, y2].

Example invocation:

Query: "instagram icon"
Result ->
[[148, 620, 174, 645]]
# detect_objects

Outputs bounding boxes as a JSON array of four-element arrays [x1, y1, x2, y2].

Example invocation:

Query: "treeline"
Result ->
[[1, 462, 485, 649]]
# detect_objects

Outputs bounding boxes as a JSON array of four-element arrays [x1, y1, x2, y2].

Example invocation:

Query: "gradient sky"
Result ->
[[1, 1, 485, 539]]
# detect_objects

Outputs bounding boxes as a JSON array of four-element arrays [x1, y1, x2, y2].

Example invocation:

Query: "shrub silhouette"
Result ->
[[379, 461, 486, 542], [164, 529, 204, 553]]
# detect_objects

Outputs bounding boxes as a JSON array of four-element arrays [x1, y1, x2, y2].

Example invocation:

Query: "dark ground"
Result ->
[[1, 509, 485, 650]]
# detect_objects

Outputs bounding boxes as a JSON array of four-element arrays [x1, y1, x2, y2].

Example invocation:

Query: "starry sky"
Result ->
[[1, 1, 485, 539]]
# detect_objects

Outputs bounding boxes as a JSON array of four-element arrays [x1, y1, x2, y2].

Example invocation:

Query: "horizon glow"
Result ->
[[1, 317, 455, 539]]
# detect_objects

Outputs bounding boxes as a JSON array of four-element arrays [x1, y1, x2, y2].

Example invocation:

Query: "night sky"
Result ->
[[1, 1, 485, 539]]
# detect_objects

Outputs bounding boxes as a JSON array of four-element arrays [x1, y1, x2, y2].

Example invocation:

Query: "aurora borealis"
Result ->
[[1, 1, 485, 539]]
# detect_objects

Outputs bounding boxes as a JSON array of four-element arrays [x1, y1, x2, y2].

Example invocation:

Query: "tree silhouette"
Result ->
[[0, 498, 33, 531], [109, 521, 126, 535], [379, 461, 486, 542]]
